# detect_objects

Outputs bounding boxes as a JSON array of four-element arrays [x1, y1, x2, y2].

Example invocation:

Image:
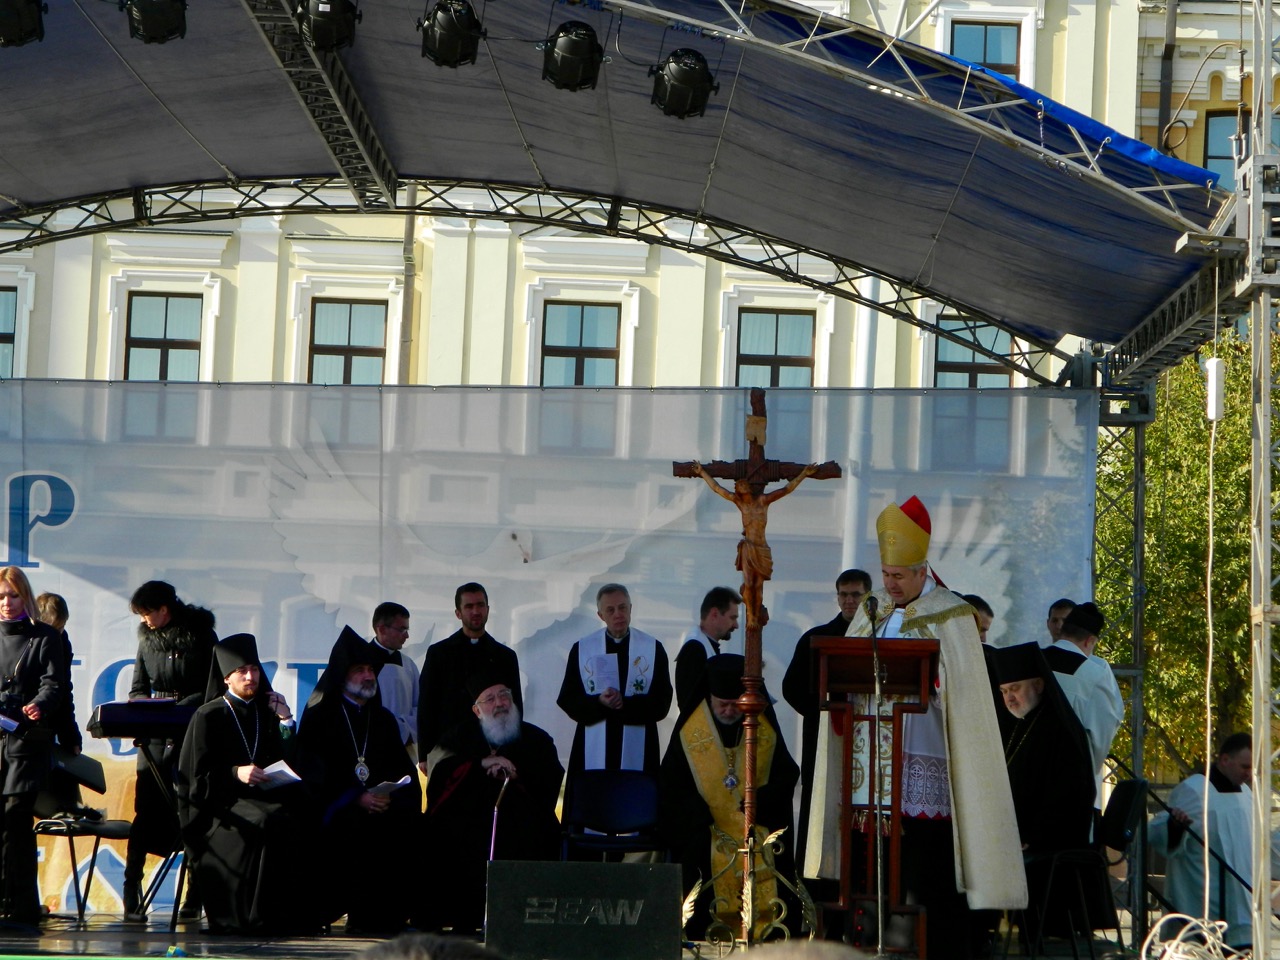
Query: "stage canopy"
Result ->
[[0, 0, 1232, 381]]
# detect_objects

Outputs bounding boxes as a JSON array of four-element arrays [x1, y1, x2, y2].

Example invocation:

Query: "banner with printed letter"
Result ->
[[0, 380, 1097, 915]]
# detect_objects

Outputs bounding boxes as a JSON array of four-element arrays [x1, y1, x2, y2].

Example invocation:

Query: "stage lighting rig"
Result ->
[[649, 47, 718, 118], [0, 0, 46, 46], [297, 0, 361, 51], [417, 0, 484, 67], [541, 20, 603, 91], [122, 0, 186, 42]]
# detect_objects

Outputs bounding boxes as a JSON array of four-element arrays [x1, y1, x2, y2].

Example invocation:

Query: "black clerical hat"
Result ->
[[990, 641, 1047, 685], [1062, 601, 1105, 637], [706, 653, 746, 700], [214, 633, 261, 678]]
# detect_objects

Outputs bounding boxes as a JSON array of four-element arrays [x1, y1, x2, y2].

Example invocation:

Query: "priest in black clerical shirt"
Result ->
[[296, 628, 421, 935], [177, 634, 328, 935]]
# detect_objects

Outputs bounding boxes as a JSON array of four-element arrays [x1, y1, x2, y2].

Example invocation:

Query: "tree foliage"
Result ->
[[1096, 330, 1256, 777]]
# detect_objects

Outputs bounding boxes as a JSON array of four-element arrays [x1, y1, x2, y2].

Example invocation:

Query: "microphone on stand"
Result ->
[[865, 591, 888, 958]]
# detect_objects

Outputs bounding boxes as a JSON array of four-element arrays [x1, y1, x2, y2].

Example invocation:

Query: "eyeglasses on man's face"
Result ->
[[475, 688, 514, 707]]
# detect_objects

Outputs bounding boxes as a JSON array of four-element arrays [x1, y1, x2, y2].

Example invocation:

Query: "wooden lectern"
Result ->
[[810, 636, 940, 954]]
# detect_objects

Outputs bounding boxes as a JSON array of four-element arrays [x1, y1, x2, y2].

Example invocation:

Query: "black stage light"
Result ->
[[649, 47, 719, 118], [297, 0, 360, 51], [541, 20, 602, 91], [0, 0, 46, 46], [417, 0, 483, 67], [123, 0, 186, 42]]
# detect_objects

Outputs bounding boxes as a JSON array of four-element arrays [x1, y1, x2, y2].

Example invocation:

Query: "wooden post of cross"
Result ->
[[674, 387, 841, 941]]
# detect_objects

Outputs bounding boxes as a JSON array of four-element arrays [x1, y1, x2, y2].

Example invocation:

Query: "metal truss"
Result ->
[[0, 177, 1071, 383], [1104, 250, 1249, 387], [237, 0, 397, 210], [603, 0, 1224, 228], [1093, 415, 1149, 945], [1249, 0, 1280, 953]]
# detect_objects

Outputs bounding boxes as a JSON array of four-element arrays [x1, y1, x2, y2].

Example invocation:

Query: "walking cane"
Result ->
[[489, 771, 512, 861]]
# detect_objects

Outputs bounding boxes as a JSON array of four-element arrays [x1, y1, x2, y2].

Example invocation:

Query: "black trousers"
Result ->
[[1, 790, 39, 922]]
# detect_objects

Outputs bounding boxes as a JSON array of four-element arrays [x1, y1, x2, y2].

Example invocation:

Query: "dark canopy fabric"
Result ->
[[0, 0, 1228, 347]]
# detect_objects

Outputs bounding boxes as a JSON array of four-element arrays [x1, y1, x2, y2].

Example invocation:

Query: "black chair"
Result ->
[[33, 816, 132, 923], [561, 769, 662, 860], [1008, 778, 1149, 959]]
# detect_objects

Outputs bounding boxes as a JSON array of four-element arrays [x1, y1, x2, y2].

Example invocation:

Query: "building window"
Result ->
[[932, 316, 1011, 471], [736, 309, 814, 388], [0, 287, 14, 379], [1203, 111, 1280, 184], [950, 21, 1019, 78], [125, 293, 202, 381], [934, 316, 1012, 388], [309, 299, 387, 385], [541, 302, 620, 386]]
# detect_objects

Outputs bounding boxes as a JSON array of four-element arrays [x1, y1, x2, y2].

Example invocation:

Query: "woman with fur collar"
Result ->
[[123, 580, 217, 921]]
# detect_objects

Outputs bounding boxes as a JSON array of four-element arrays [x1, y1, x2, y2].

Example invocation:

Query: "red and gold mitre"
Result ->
[[876, 495, 931, 566]]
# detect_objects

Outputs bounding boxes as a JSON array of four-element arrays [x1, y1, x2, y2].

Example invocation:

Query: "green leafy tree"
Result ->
[[1096, 330, 1256, 778]]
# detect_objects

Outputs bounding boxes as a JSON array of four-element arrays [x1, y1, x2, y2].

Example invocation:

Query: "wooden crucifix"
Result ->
[[673, 387, 841, 942]]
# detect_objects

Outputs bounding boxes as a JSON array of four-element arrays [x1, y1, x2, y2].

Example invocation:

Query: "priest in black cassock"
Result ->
[[659, 654, 800, 942], [177, 633, 329, 935], [423, 669, 563, 933], [991, 642, 1097, 942], [296, 627, 420, 935]]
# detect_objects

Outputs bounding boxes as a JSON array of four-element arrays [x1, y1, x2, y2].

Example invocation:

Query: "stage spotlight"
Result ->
[[0, 0, 46, 46], [417, 0, 484, 67], [649, 48, 719, 118], [541, 20, 603, 91], [297, 0, 360, 51], [123, 0, 186, 43]]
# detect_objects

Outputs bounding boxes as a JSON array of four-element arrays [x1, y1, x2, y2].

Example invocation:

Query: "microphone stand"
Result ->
[[866, 595, 889, 960]]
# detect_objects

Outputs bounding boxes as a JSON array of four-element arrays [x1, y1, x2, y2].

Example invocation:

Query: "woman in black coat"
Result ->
[[0, 566, 62, 925], [124, 580, 216, 919]]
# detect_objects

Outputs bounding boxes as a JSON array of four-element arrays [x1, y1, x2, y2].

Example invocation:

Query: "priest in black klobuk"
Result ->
[[992, 641, 1097, 941], [177, 633, 328, 935], [659, 654, 800, 942], [422, 668, 563, 933], [296, 626, 421, 934]]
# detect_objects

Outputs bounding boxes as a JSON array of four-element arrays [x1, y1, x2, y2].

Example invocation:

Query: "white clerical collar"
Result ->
[[372, 639, 395, 654]]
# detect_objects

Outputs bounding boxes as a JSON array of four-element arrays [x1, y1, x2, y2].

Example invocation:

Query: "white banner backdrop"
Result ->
[[0, 380, 1100, 759]]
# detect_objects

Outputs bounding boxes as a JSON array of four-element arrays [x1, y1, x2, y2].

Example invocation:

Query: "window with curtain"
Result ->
[[310, 299, 388, 385], [932, 315, 1012, 471], [541, 301, 620, 386], [125, 292, 202, 381], [0, 287, 14, 379], [736, 309, 814, 388]]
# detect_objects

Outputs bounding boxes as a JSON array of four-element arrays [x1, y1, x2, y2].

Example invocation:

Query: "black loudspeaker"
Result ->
[[485, 861, 682, 960]]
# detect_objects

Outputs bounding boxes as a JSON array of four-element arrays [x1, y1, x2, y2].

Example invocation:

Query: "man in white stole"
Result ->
[[1150, 733, 1280, 948], [806, 496, 1026, 955], [557, 583, 673, 823]]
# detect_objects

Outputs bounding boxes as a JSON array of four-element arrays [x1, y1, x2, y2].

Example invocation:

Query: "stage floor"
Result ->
[[0, 913, 395, 960], [0, 911, 1141, 959]]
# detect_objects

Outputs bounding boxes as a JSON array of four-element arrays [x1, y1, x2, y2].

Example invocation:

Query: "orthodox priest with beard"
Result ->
[[177, 634, 328, 935], [659, 654, 800, 942], [422, 670, 563, 933], [296, 627, 420, 935], [992, 642, 1096, 942], [125, 580, 217, 919]]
